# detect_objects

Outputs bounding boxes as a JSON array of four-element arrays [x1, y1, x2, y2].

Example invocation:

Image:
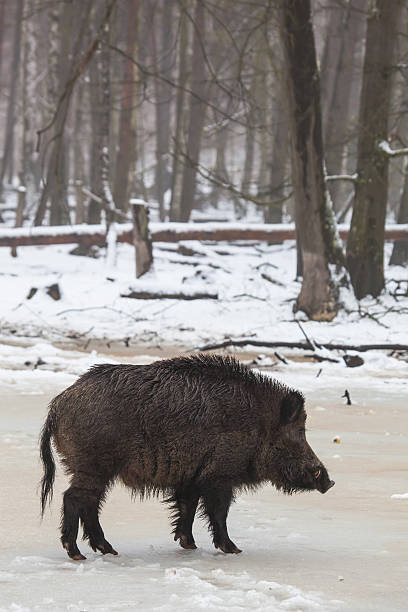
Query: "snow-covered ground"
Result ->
[[0, 238, 407, 355], [0, 237, 407, 611]]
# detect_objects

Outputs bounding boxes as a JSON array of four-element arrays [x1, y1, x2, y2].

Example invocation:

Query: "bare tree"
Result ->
[[320, 0, 368, 211], [390, 159, 408, 265], [280, 0, 341, 321], [0, 0, 24, 198], [177, 0, 208, 221], [346, 0, 402, 299], [112, 0, 139, 213], [169, 5, 190, 221], [151, 0, 174, 220]]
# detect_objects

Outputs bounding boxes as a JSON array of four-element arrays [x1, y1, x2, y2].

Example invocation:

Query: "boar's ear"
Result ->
[[280, 391, 305, 425]]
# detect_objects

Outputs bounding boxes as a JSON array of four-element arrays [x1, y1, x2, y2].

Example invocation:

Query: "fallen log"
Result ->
[[121, 288, 218, 300], [195, 337, 408, 353], [0, 222, 407, 248]]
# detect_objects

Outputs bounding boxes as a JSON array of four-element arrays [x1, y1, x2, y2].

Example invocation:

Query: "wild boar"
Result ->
[[40, 354, 334, 560]]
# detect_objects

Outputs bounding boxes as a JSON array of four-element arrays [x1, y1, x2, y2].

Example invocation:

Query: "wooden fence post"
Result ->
[[130, 199, 153, 278]]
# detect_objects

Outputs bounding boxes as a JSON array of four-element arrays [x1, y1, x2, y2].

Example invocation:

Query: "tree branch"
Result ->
[[36, 0, 117, 152], [194, 337, 408, 353], [378, 140, 408, 157]]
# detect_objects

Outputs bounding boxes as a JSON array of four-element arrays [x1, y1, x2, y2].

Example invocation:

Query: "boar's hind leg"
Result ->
[[79, 488, 118, 557], [172, 485, 199, 550], [61, 476, 116, 560], [201, 485, 241, 554]]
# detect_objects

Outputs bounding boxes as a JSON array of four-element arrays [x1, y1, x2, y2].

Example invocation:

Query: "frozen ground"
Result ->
[[0, 344, 407, 612]]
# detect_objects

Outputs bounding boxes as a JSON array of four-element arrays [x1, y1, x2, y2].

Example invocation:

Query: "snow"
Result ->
[[378, 140, 408, 157], [0, 223, 119, 239], [0, 228, 407, 611], [0, 556, 341, 612], [0, 238, 407, 359], [1, 221, 407, 239]]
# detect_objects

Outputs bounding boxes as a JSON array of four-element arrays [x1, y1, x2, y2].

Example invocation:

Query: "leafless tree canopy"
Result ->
[[0, 0, 407, 310]]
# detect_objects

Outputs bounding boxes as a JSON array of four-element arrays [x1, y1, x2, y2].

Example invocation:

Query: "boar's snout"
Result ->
[[315, 465, 335, 494]]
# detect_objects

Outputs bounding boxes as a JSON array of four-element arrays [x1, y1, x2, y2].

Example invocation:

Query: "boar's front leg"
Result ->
[[201, 485, 241, 554], [171, 484, 200, 550]]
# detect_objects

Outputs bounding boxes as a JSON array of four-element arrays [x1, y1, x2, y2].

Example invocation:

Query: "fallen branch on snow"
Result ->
[[121, 289, 218, 300], [195, 338, 408, 353]]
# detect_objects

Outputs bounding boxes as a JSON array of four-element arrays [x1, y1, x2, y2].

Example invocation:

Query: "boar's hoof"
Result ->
[[71, 553, 87, 561], [174, 532, 197, 550], [214, 539, 242, 554], [62, 540, 86, 561], [91, 539, 118, 556]]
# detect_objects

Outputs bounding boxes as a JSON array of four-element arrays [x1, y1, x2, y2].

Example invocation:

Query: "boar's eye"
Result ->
[[314, 468, 321, 479]]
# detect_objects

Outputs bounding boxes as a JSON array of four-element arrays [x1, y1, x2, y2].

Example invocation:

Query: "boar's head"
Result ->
[[269, 390, 335, 495]]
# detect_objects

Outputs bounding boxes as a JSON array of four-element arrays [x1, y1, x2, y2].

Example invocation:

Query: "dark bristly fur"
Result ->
[[39, 353, 334, 559]]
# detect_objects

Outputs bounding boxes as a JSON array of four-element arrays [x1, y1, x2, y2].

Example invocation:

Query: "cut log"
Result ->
[[1, 222, 407, 249]]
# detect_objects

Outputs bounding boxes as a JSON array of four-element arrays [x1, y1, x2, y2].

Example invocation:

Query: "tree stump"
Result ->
[[131, 200, 153, 278]]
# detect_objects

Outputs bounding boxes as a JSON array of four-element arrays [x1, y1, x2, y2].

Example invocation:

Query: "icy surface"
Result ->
[[0, 346, 407, 611]]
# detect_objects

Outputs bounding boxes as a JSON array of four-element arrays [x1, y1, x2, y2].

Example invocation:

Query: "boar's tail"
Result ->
[[39, 413, 56, 518]]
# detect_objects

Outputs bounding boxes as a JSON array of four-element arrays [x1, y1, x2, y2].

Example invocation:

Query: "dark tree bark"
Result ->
[[346, 0, 402, 299], [73, 82, 85, 224], [0, 0, 24, 198], [169, 6, 189, 222], [0, 0, 7, 86], [87, 55, 104, 224], [281, 0, 341, 321], [390, 161, 408, 265], [263, 95, 288, 225], [152, 0, 174, 220], [177, 0, 208, 222], [320, 0, 368, 211], [112, 0, 138, 213]]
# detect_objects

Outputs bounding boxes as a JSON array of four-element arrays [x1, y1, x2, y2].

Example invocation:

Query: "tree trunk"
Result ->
[[281, 0, 339, 321], [346, 0, 401, 299], [390, 159, 408, 265], [0, 0, 7, 78], [21, 0, 40, 207], [35, 1, 96, 226], [241, 63, 260, 197], [87, 56, 104, 224], [321, 0, 368, 211], [73, 84, 85, 224], [263, 97, 288, 224], [0, 0, 24, 198], [112, 0, 138, 213], [169, 7, 189, 221], [49, 1, 73, 226], [177, 0, 208, 222], [152, 0, 173, 220]]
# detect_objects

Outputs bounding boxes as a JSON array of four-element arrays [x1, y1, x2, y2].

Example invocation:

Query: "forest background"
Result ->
[[0, 0, 408, 324]]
